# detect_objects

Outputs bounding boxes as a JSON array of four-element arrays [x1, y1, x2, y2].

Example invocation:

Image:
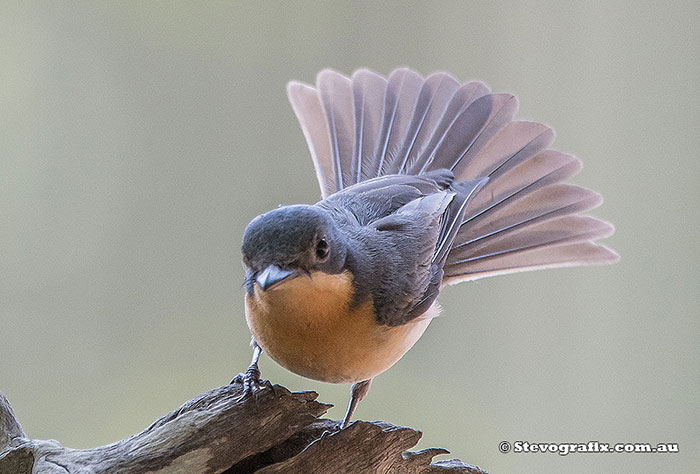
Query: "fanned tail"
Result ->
[[286, 68, 618, 283]]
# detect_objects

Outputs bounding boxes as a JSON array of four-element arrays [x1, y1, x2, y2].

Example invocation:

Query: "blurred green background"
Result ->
[[1, 2, 698, 473]]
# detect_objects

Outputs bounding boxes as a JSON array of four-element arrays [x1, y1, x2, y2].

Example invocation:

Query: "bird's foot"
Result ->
[[230, 364, 272, 395]]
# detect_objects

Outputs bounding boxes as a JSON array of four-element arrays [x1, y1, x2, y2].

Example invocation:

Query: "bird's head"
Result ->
[[241, 205, 347, 293]]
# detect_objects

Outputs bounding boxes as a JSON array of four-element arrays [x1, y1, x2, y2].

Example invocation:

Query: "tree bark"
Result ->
[[0, 384, 487, 474]]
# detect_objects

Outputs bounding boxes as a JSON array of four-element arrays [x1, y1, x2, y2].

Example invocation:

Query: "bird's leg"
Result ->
[[341, 379, 372, 428], [230, 340, 269, 393]]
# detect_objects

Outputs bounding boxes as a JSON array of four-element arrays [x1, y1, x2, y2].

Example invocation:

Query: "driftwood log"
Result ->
[[0, 382, 486, 473]]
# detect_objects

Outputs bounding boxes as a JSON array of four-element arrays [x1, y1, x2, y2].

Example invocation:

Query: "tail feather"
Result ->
[[457, 184, 603, 246], [467, 150, 582, 213], [316, 70, 355, 191], [394, 79, 491, 175], [455, 121, 554, 181], [444, 242, 619, 284], [286, 68, 618, 282], [351, 69, 387, 184], [372, 68, 424, 179], [449, 215, 614, 264], [418, 93, 518, 174], [385, 72, 461, 175], [286, 81, 335, 197]]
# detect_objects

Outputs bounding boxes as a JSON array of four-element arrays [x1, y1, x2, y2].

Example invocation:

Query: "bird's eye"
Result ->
[[316, 239, 329, 260]]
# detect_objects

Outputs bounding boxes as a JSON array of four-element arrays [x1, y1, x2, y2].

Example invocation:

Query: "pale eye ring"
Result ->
[[316, 239, 329, 260]]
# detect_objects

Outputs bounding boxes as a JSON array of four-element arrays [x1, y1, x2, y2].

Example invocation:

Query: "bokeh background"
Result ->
[[1, 2, 698, 473]]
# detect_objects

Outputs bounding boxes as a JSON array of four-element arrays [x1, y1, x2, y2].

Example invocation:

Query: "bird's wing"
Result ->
[[363, 191, 453, 326], [320, 174, 486, 326], [319, 169, 453, 225], [288, 68, 618, 285]]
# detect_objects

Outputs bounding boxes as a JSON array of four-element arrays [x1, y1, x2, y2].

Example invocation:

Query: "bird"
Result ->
[[233, 67, 619, 427]]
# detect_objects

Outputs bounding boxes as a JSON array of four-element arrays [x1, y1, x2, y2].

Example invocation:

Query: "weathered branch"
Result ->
[[0, 383, 486, 474]]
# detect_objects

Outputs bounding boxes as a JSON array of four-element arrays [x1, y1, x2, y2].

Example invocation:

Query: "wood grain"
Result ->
[[0, 384, 486, 474]]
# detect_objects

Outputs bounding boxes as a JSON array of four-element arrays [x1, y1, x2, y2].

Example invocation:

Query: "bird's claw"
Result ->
[[230, 365, 271, 395]]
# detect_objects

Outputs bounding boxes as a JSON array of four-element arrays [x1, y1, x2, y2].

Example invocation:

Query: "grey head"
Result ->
[[241, 205, 348, 294]]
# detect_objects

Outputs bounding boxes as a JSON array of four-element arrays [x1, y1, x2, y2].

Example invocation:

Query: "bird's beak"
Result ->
[[256, 265, 297, 291]]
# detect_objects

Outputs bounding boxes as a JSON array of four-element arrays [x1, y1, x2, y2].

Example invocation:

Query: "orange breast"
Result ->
[[245, 271, 434, 384]]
